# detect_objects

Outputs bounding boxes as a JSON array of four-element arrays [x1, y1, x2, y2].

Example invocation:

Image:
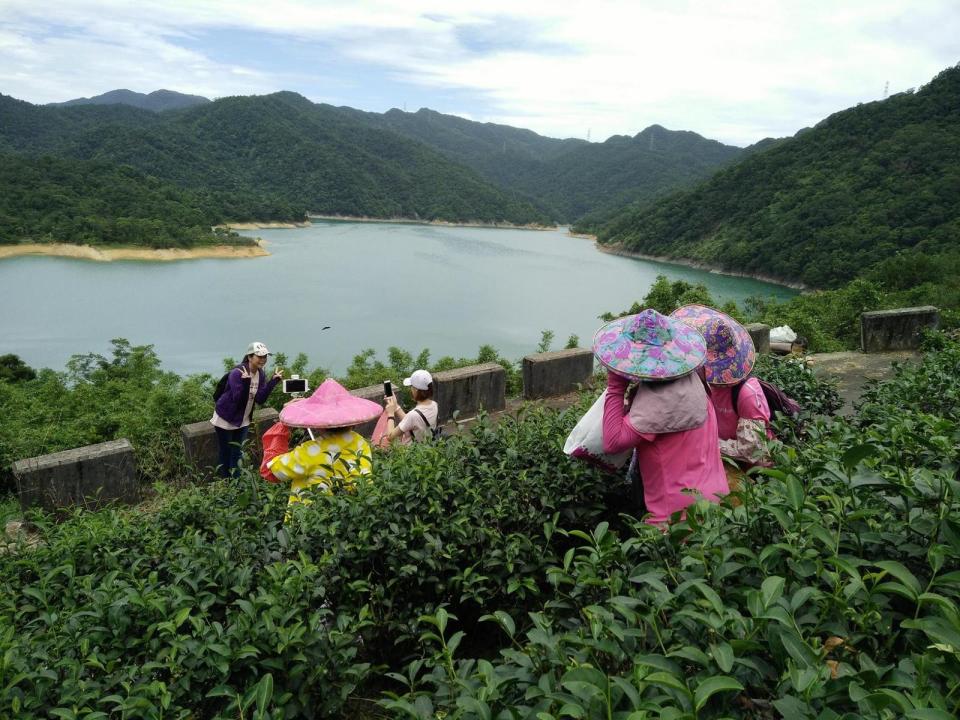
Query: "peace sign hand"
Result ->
[[239, 366, 251, 380]]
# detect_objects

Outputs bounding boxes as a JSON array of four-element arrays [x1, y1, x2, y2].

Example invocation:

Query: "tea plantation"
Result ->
[[1, 339, 958, 718]]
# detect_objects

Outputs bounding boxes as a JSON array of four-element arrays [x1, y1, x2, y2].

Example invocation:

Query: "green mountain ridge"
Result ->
[[593, 64, 960, 288], [0, 92, 553, 242], [351, 109, 743, 223], [49, 89, 211, 112]]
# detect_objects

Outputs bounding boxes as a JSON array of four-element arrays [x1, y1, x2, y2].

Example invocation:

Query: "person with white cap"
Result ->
[[211, 341, 283, 477], [382, 369, 440, 444]]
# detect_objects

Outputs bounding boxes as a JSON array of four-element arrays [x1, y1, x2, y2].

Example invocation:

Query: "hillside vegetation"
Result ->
[[0, 92, 550, 245], [591, 65, 960, 288], [361, 108, 743, 222], [0, 154, 285, 248]]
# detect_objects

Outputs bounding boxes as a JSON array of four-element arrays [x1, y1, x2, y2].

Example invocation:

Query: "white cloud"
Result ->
[[0, 0, 957, 143]]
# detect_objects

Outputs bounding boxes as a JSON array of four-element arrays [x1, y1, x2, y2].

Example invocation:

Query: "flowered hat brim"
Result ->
[[670, 304, 756, 385], [592, 315, 707, 380]]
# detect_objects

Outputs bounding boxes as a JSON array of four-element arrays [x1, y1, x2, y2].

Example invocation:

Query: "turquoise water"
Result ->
[[1, 222, 795, 375]]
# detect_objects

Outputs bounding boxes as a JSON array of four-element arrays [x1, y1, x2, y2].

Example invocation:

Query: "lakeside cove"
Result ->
[[594, 241, 811, 291]]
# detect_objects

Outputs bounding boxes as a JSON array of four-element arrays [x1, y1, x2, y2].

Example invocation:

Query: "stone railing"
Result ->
[[861, 306, 939, 353], [9, 350, 606, 509]]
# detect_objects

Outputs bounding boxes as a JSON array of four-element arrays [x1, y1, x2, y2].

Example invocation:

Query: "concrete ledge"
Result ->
[[12, 439, 138, 511], [745, 323, 771, 355], [522, 348, 593, 399], [181, 407, 279, 475], [433, 363, 506, 424], [350, 385, 385, 438], [861, 306, 939, 353]]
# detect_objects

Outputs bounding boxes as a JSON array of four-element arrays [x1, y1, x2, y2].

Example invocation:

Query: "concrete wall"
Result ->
[[861, 306, 939, 353], [522, 348, 594, 399], [745, 323, 771, 355], [181, 407, 279, 475], [350, 385, 386, 438], [12, 439, 138, 511], [433, 363, 506, 424]]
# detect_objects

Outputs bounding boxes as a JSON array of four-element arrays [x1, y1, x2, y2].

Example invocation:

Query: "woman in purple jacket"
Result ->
[[211, 341, 282, 477]]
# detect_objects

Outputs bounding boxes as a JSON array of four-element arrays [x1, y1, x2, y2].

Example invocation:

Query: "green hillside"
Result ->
[[0, 154, 296, 247], [356, 108, 743, 222], [593, 65, 960, 288], [0, 92, 551, 238]]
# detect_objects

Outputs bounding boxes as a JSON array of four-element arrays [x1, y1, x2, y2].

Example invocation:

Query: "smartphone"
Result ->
[[383, 380, 393, 397], [283, 377, 308, 394]]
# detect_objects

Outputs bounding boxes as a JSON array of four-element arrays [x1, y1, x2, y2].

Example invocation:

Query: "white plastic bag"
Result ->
[[563, 391, 632, 472], [769, 325, 798, 343]]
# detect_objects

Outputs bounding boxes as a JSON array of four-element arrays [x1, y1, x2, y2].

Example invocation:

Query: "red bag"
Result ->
[[260, 423, 291, 483]]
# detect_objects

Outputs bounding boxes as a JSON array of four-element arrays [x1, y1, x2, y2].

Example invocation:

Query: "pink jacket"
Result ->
[[602, 371, 728, 524]]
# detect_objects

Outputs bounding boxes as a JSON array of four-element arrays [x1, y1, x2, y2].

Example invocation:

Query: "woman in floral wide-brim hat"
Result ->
[[593, 309, 728, 524], [262, 378, 382, 514], [670, 304, 772, 467]]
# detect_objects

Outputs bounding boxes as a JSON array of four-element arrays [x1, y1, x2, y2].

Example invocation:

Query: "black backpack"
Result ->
[[413, 408, 443, 441], [213, 365, 241, 401], [731, 376, 802, 418]]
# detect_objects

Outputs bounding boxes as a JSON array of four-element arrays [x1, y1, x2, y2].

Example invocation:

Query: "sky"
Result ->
[[1, 0, 957, 146]]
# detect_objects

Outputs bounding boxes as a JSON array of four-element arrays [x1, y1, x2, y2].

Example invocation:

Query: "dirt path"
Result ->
[[806, 350, 918, 415]]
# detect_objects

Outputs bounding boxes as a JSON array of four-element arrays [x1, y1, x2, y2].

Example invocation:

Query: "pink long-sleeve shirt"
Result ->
[[603, 372, 728, 524]]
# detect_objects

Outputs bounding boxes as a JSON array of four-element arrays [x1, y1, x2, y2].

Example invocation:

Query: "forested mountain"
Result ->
[[0, 153, 300, 248], [0, 92, 551, 241], [50, 89, 211, 112], [352, 108, 743, 222], [593, 65, 960, 288]]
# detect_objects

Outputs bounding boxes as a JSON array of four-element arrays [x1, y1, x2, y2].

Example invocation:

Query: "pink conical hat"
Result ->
[[279, 378, 382, 429]]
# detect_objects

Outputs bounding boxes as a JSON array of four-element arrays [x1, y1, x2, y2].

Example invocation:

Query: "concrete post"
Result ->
[[433, 363, 506, 424], [12, 439, 138, 511], [860, 306, 939, 353], [522, 348, 594, 399], [745, 323, 771, 355], [181, 407, 279, 476]]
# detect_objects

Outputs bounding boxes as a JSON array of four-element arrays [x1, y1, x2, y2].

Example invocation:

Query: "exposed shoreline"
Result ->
[[220, 221, 312, 230], [0, 242, 269, 263], [307, 213, 557, 231], [591, 240, 809, 291]]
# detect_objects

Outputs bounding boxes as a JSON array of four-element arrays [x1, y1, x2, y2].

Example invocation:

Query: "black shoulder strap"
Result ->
[[413, 408, 434, 429]]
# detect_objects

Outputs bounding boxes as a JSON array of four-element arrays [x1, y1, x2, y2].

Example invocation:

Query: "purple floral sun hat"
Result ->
[[670, 304, 756, 386], [592, 309, 707, 381]]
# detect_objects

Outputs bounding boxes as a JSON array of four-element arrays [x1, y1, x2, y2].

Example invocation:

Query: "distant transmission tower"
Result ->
[[883, 81, 889, 99], [587, 128, 591, 141]]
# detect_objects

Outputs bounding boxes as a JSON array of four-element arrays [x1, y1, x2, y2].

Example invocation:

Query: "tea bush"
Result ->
[[382, 341, 960, 719], [0, 396, 628, 718], [5, 336, 956, 719]]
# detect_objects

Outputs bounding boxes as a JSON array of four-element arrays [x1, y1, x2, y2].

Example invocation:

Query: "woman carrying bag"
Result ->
[[594, 309, 728, 525]]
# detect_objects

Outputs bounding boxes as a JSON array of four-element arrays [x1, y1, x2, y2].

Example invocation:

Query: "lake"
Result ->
[[1, 221, 796, 376]]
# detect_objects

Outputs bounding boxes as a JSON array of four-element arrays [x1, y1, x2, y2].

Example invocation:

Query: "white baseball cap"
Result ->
[[403, 369, 433, 391], [246, 341, 271, 357]]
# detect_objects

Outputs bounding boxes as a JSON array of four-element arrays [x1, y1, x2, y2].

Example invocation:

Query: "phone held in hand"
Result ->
[[383, 380, 393, 397], [283, 376, 308, 394]]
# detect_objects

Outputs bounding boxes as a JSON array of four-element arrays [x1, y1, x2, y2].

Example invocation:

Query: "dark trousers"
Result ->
[[215, 425, 250, 478]]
